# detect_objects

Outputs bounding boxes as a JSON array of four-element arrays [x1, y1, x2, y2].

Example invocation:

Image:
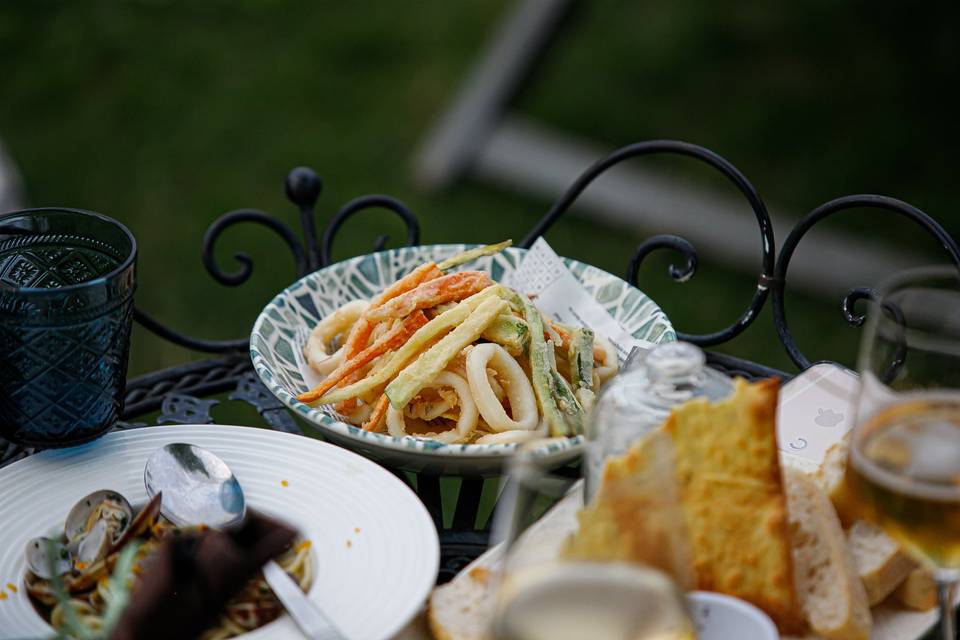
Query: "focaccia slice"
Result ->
[[665, 377, 804, 633]]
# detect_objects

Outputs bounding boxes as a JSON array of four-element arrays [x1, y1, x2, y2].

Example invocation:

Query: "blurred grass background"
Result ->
[[1, 0, 957, 382]]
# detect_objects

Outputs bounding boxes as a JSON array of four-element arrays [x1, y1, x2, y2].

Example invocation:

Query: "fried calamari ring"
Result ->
[[386, 371, 478, 444], [304, 300, 369, 377], [466, 343, 538, 432], [474, 419, 548, 444], [404, 387, 455, 421]]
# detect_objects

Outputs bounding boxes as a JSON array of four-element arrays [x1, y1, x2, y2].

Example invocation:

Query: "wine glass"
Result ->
[[489, 444, 696, 640], [845, 265, 960, 639]]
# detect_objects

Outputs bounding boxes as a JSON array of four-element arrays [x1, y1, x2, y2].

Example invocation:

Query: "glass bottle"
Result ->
[[585, 341, 733, 499]]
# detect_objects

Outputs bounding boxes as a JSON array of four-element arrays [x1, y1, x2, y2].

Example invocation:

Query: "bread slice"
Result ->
[[817, 436, 884, 535], [428, 566, 495, 640], [817, 437, 852, 520], [663, 377, 804, 633], [562, 430, 695, 587], [785, 468, 872, 640], [566, 378, 801, 632], [817, 437, 917, 605], [893, 568, 937, 611], [846, 520, 916, 605]]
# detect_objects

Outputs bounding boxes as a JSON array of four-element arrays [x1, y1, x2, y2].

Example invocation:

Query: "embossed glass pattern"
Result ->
[[0, 209, 136, 447]]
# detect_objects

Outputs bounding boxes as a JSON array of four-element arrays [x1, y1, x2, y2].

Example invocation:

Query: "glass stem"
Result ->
[[936, 575, 957, 640]]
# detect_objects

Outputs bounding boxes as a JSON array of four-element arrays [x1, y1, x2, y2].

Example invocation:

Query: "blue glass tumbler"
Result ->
[[0, 208, 137, 447]]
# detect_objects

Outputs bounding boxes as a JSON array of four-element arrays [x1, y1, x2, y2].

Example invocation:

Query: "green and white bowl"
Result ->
[[250, 245, 675, 474]]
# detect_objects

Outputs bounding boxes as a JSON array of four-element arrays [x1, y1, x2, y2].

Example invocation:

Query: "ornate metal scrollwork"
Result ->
[[841, 287, 880, 328], [285, 166, 324, 271], [628, 234, 698, 284], [201, 209, 307, 287], [320, 195, 420, 267], [520, 140, 776, 346], [127, 152, 959, 382], [771, 194, 960, 370], [132, 167, 421, 353]]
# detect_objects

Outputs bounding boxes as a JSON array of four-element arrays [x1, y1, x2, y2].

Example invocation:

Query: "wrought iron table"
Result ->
[[3, 140, 958, 585]]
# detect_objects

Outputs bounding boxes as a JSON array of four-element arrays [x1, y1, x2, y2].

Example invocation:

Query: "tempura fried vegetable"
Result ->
[[313, 287, 501, 405], [437, 239, 512, 272], [481, 313, 530, 356], [567, 326, 596, 414], [372, 261, 444, 307], [497, 285, 525, 314], [362, 395, 390, 432], [365, 271, 493, 322], [567, 326, 595, 392], [522, 299, 584, 437], [385, 297, 508, 409], [337, 262, 443, 383], [548, 321, 569, 346], [297, 311, 429, 403], [548, 364, 585, 436], [427, 302, 457, 318]]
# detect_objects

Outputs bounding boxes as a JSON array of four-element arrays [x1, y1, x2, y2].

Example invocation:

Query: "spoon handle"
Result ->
[[263, 559, 347, 640]]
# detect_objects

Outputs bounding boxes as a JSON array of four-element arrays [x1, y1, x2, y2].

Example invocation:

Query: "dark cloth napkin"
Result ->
[[109, 512, 295, 640]]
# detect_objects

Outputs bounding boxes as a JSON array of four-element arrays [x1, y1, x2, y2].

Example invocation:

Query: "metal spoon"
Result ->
[[144, 443, 345, 640]]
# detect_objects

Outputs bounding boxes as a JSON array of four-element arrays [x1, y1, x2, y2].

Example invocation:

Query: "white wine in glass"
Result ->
[[847, 398, 960, 570], [494, 562, 695, 640], [491, 445, 695, 640], [845, 266, 960, 640]]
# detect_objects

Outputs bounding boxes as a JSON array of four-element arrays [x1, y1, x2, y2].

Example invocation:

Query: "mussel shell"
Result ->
[[111, 492, 162, 553], [23, 572, 58, 607], [65, 490, 133, 544], [24, 537, 72, 579]]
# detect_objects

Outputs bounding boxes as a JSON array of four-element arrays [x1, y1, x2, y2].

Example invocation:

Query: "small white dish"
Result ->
[[687, 591, 780, 640]]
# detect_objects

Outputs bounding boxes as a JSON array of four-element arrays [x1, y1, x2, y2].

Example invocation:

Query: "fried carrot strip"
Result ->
[[372, 262, 444, 308], [316, 262, 488, 415], [364, 271, 493, 322], [336, 399, 364, 415], [336, 262, 443, 388], [593, 344, 606, 363], [548, 321, 571, 348], [315, 287, 501, 406], [323, 273, 493, 412], [298, 311, 429, 403], [362, 395, 390, 432]]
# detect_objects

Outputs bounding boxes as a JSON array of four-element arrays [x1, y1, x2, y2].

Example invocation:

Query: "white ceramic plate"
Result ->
[[250, 244, 675, 474], [0, 425, 439, 640]]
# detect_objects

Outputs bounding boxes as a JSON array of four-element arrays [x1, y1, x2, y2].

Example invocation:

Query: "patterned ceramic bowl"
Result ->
[[250, 245, 675, 474]]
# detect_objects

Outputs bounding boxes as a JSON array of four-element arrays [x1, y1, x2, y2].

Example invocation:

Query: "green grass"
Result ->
[[1, 0, 954, 384]]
